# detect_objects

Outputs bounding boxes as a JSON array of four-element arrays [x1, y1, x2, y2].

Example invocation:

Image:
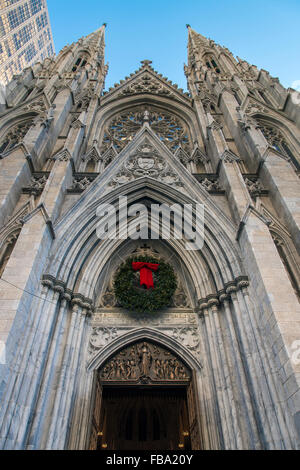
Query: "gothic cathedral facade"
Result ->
[[0, 25, 300, 450]]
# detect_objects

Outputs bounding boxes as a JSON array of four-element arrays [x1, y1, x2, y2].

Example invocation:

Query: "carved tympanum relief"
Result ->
[[99, 341, 191, 384]]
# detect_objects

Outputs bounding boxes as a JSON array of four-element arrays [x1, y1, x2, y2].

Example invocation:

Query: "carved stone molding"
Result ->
[[22, 173, 49, 196], [54, 149, 72, 162], [88, 322, 200, 365], [221, 149, 241, 164], [0, 120, 34, 156], [41, 274, 94, 310], [100, 107, 191, 154], [243, 175, 268, 197], [121, 72, 174, 97], [199, 177, 222, 193], [244, 98, 269, 116], [109, 139, 184, 189], [198, 276, 249, 310]]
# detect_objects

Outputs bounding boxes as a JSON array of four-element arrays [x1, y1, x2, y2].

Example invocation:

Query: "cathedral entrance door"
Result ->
[[89, 341, 202, 450]]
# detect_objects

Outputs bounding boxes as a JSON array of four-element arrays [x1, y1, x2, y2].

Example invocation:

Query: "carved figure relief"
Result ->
[[99, 341, 191, 384]]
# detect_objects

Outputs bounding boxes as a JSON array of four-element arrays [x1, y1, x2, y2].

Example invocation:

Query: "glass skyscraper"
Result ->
[[0, 0, 55, 85]]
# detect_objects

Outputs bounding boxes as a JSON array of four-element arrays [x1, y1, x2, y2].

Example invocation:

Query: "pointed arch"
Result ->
[[0, 114, 35, 155], [253, 115, 300, 171], [46, 175, 244, 306], [87, 327, 202, 372]]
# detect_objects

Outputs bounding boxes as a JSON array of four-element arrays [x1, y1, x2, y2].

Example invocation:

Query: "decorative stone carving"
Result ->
[[257, 124, 296, 164], [102, 146, 117, 168], [55, 149, 71, 162], [100, 107, 191, 154], [207, 119, 223, 131], [121, 72, 173, 97], [170, 282, 190, 308], [171, 327, 200, 351], [109, 140, 184, 189], [89, 327, 118, 355], [238, 114, 259, 133], [23, 174, 49, 196], [99, 341, 191, 384], [23, 98, 47, 115], [200, 177, 222, 192], [99, 284, 117, 308], [244, 99, 269, 116], [244, 176, 266, 197], [0, 120, 34, 155], [221, 149, 241, 164], [68, 174, 98, 193], [84, 147, 102, 164]]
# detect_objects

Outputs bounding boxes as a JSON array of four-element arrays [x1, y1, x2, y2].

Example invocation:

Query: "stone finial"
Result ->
[[141, 60, 152, 67]]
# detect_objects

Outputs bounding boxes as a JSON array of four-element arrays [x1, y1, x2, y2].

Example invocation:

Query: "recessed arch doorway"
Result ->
[[89, 340, 202, 451]]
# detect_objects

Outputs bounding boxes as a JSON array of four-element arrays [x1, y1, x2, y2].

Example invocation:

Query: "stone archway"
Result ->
[[89, 340, 202, 451]]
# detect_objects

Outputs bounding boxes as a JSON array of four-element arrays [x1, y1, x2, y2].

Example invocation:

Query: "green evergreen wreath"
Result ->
[[114, 256, 177, 313]]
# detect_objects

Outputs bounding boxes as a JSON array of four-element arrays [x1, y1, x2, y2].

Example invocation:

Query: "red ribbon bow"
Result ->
[[132, 262, 159, 289]]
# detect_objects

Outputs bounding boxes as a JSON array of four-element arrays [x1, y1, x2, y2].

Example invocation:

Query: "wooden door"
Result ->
[[187, 371, 202, 450], [89, 378, 103, 450]]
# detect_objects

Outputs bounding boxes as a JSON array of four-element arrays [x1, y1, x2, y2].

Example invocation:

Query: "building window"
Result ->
[[29, 0, 43, 16], [0, 17, 6, 38], [0, 232, 20, 278], [0, 120, 34, 154], [205, 55, 221, 74], [13, 24, 33, 51], [258, 122, 300, 171], [72, 56, 87, 72], [271, 232, 300, 301], [36, 12, 48, 31], [100, 107, 191, 154]]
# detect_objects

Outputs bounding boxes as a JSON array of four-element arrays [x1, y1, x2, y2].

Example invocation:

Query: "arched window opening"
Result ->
[[100, 107, 192, 155], [0, 233, 19, 278], [0, 120, 33, 155], [258, 122, 300, 171], [72, 56, 88, 73], [257, 90, 272, 106], [104, 157, 112, 168], [272, 233, 300, 301], [86, 159, 96, 172], [195, 161, 206, 173], [23, 87, 34, 102], [233, 91, 241, 105], [205, 55, 221, 74]]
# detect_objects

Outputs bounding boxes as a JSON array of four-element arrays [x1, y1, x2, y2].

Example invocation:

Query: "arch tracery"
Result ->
[[99, 106, 192, 155]]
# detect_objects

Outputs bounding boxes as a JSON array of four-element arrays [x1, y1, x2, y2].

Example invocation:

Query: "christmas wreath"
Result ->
[[114, 256, 177, 313]]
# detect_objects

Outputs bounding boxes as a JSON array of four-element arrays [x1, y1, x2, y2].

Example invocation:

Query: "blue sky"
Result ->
[[47, 0, 300, 93]]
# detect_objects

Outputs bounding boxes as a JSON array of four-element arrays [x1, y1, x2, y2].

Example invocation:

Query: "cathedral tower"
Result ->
[[0, 24, 300, 450]]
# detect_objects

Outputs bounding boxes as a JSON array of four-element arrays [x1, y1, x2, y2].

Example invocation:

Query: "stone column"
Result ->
[[238, 209, 300, 448], [26, 293, 71, 449], [45, 299, 90, 450], [0, 283, 61, 449]]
